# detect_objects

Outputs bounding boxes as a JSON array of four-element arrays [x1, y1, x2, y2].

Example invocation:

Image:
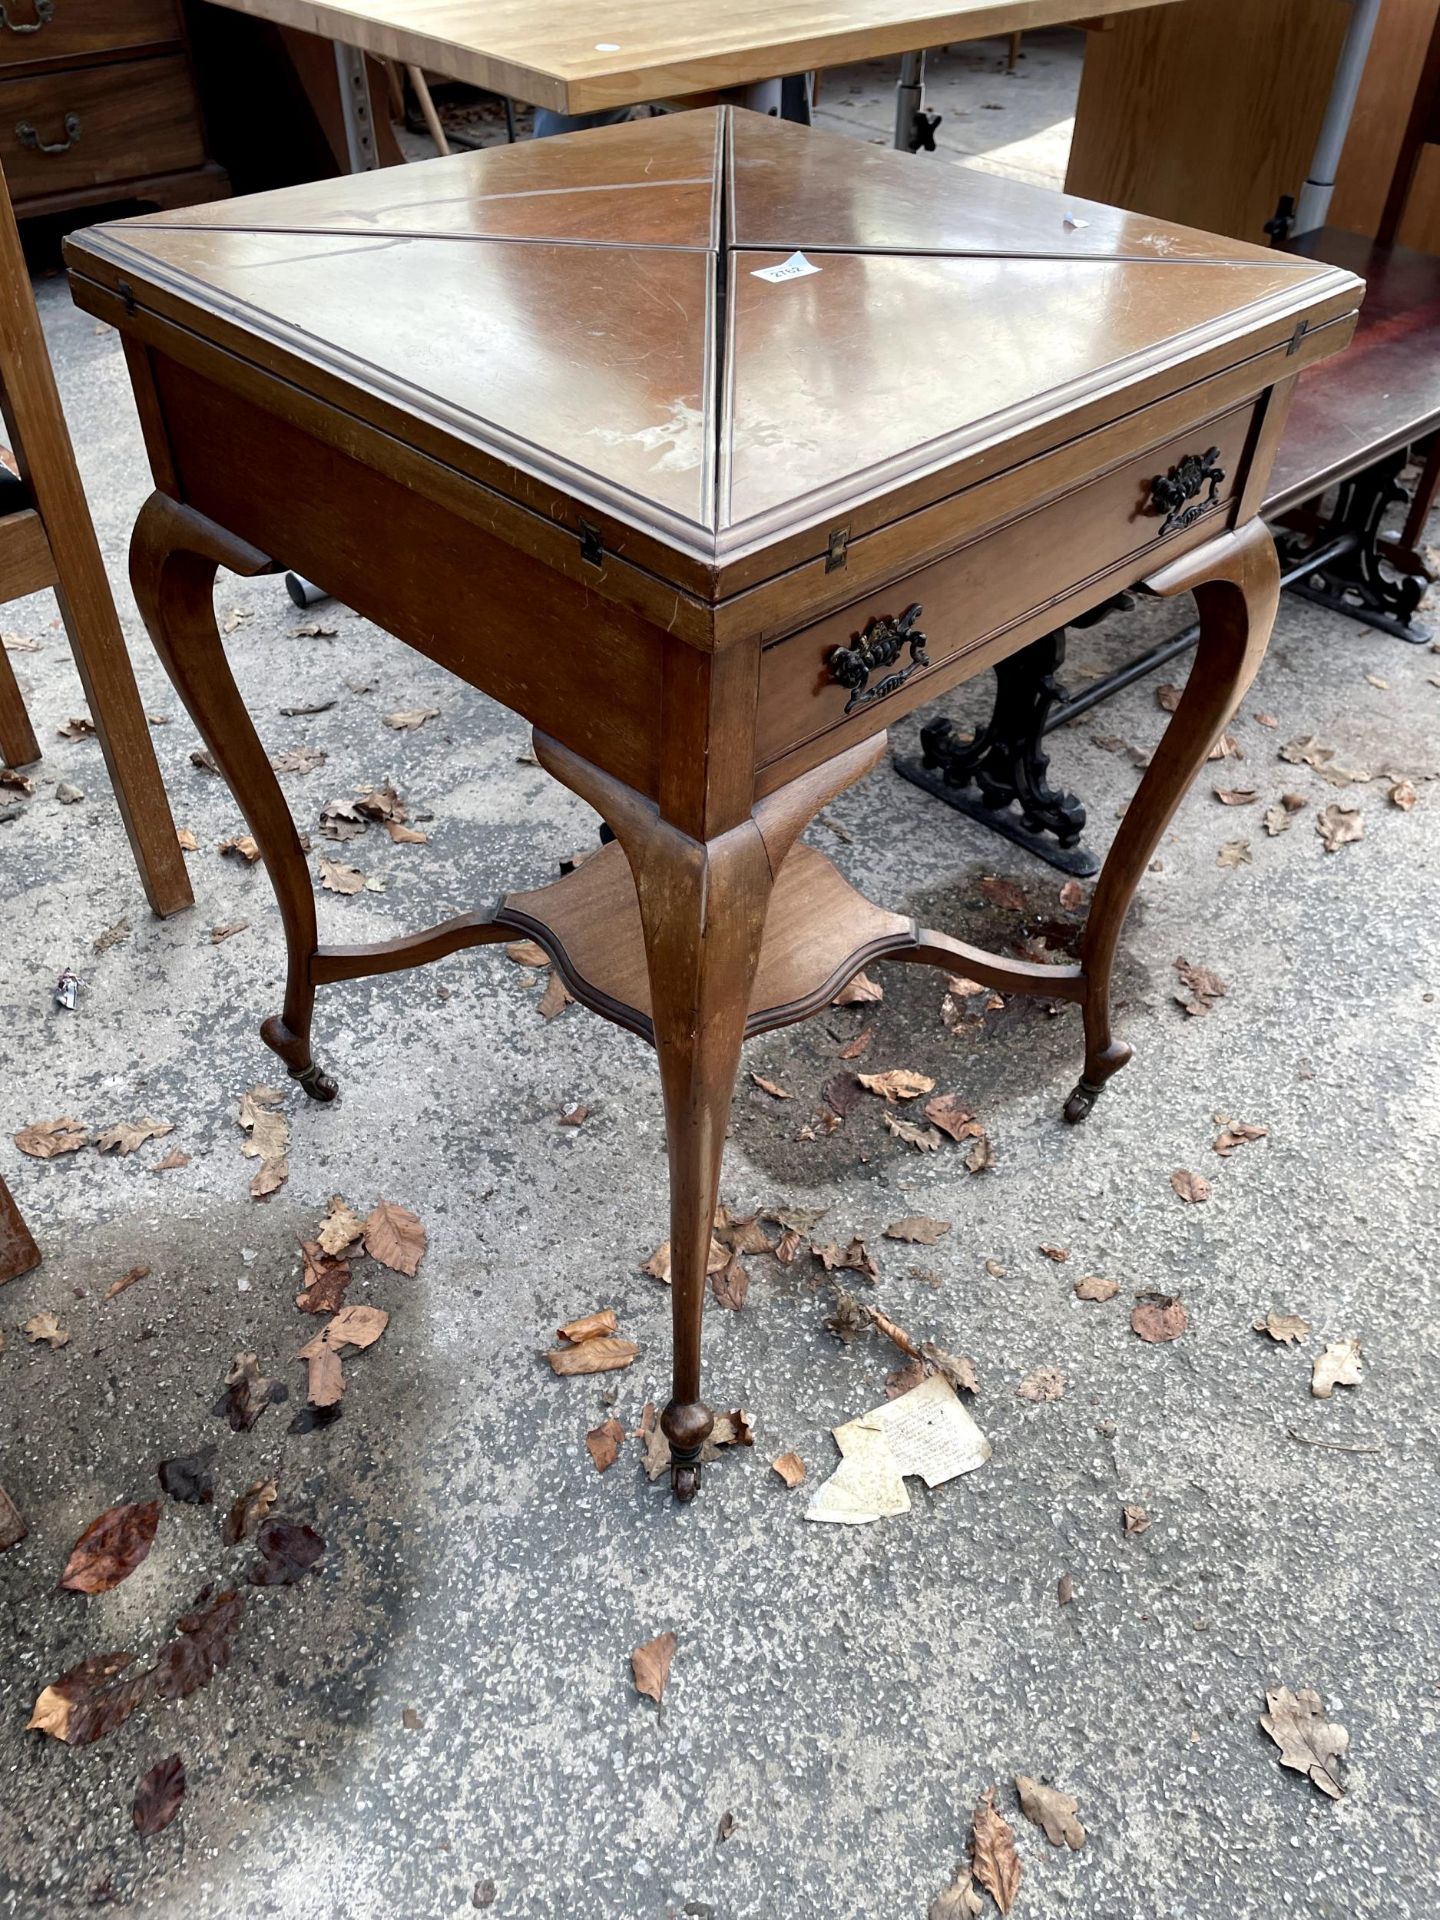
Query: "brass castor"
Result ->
[[1063, 1078, 1102, 1125], [292, 1060, 339, 1103], [671, 1459, 702, 1503]]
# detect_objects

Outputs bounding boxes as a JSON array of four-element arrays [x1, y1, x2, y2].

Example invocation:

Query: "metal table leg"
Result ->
[[894, 50, 941, 152]]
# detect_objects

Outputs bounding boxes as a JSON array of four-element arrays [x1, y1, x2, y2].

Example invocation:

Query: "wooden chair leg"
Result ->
[[1064, 518, 1280, 1122], [0, 634, 40, 768], [0, 1173, 40, 1284], [130, 492, 335, 1101]]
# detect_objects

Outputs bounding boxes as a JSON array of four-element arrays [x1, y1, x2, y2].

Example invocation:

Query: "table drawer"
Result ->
[[0, 53, 202, 200], [0, 1, 181, 72], [755, 401, 1258, 770]]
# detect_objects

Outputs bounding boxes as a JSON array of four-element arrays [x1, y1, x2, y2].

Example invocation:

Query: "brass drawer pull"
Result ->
[[1149, 446, 1224, 537], [0, 1, 54, 32], [17, 110, 80, 155], [828, 602, 928, 714]]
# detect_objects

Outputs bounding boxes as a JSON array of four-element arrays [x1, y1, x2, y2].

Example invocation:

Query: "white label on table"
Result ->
[[751, 250, 821, 283]]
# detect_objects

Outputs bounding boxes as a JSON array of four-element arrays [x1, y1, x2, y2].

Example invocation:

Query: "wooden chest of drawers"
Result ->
[[0, 0, 225, 218]]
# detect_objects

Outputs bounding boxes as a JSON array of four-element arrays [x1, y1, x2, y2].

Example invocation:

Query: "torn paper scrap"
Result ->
[[805, 1373, 991, 1525]]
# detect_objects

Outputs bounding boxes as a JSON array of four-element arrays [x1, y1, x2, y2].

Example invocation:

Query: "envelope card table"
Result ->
[[64, 110, 1361, 1500]]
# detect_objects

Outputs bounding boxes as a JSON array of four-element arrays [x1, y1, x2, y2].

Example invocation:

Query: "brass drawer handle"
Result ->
[[0, 1, 55, 33], [1149, 446, 1224, 537], [828, 603, 928, 714], [17, 111, 80, 155]]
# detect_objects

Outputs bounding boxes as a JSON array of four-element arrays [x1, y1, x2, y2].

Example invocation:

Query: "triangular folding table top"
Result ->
[[73, 107, 1359, 571]]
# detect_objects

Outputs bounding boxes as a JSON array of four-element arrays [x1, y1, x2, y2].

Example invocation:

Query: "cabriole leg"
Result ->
[[129, 493, 336, 1101], [1066, 519, 1280, 1123]]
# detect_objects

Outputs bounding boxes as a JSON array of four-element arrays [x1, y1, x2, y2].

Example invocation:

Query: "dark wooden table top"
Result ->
[[64, 109, 1360, 593]]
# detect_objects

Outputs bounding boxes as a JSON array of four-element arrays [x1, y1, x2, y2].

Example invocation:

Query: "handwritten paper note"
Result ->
[[751, 251, 822, 284]]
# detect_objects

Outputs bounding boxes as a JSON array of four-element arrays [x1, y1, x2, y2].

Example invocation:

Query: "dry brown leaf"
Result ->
[[1156, 682, 1183, 712], [547, 1337, 638, 1376], [979, 874, 1026, 912], [1389, 778, 1418, 811], [270, 744, 327, 775], [858, 1068, 935, 1103], [14, 1117, 89, 1159], [1170, 1169, 1211, 1205], [1123, 1503, 1151, 1535], [176, 827, 199, 851], [1038, 1243, 1069, 1263], [964, 1130, 994, 1174], [1254, 1311, 1310, 1345], [1217, 839, 1252, 868], [218, 834, 260, 863], [1214, 1121, 1269, 1156], [1057, 1573, 1073, 1606], [211, 921, 249, 943], [323, 1304, 389, 1353], [1016, 1366, 1066, 1402], [1260, 1685, 1348, 1799], [774, 1226, 804, 1265], [316, 1195, 365, 1257], [1254, 710, 1278, 728], [771, 1452, 806, 1488], [363, 1200, 426, 1275], [237, 1086, 289, 1200], [1131, 1293, 1189, 1343], [838, 1025, 874, 1060], [557, 1309, 618, 1344], [222, 1478, 278, 1545], [585, 1419, 625, 1473], [25, 1312, 68, 1348], [715, 1210, 775, 1256], [747, 1069, 794, 1101], [94, 1117, 173, 1157], [1263, 804, 1292, 837], [538, 970, 573, 1019], [833, 970, 883, 1005], [929, 1865, 985, 1920], [1316, 803, 1363, 853], [1214, 787, 1258, 805], [711, 1253, 749, 1311], [631, 1630, 677, 1707], [383, 707, 440, 730], [1311, 1338, 1362, 1398], [924, 1093, 983, 1142], [27, 1653, 150, 1747], [812, 1236, 878, 1282], [884, 1216, 951, 1245], [295, 1240, 351, 1315], [132, 1754, 186, 1836], [1015, 1774, 1086, 1849], [884, 1112, 943, 1152], [1074, 1274, 1118, 1302], [59, 1500, 161, 1594], [317, 857, 367, 894], [217, 1352, 277, 1431], [153, 1148, 191, 1172], [1058, 879, 1084, 911], [300, 1342, 344, 1408], [103, 1264, 151, 1303], [970, 1786, 1022, 1915]]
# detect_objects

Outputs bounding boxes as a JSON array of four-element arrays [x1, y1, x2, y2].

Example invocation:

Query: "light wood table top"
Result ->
[[204, 0, 1185, 114]]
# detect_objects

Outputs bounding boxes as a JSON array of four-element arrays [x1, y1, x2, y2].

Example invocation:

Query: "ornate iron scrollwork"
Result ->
[[827, 603, 928, 714], [1149, 447, 1224, 537]]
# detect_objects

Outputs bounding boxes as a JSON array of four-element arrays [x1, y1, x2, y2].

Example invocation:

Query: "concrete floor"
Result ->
[[3, 33, 1440, 1920]]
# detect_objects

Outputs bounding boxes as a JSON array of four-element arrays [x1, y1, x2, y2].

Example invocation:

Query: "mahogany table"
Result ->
[[64, 110, 1360, 1499]]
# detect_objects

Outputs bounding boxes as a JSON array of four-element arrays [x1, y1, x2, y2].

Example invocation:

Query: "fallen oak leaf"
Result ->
[[1316, 803, 1363, 853], [1122, 1504, 1151, 1535], [923, 1093, 982, 1142], [1260, 1685, 1348, 1799], [547, 1336, 638, 1376], [929, 1864, 985, 1919], [59, 1500, 161, 1594], [1311, 1338, 1362, 1399], [1015, 1774, 1086, 1849], [1389, 778, 1418, 810], [236, 1086, 289, 1200], [858, 1068, 935, 1103], [1016, 1367, 1066, 1402], [1214, 1121, 1269, 1155], [884, 1216, 951, 1244], [711, 1252, 749, 1311], [812, 1236, 878, 1283], [316, 857, 367, 894], [316, 1194, 365, 1257], [217, 834, 260, 863], [1217, 839, 1252, 868], [884, 1112, 944, 1152], [1170, 1169, 1211, 1204], [25, 1311, 69, 1348], [132, 1754, 185, 1836], [14, 1116, 89, 1159], [95, 1117, 173, 1157], [1254, 1311, 1310, 1345], [969, 1786, 1022, 1915], [383, 706, 440, 730], [631, 1630, 677, 1707]]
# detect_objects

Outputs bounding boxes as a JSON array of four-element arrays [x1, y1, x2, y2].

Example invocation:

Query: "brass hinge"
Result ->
[[825, 524, 850, 573], [577, 518, 604, 566]]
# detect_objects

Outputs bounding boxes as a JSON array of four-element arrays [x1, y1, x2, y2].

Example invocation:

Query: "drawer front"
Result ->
[[0, 1, 181, 72], [0, 54, 202, 199], [755, 402, 1258, 770]]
